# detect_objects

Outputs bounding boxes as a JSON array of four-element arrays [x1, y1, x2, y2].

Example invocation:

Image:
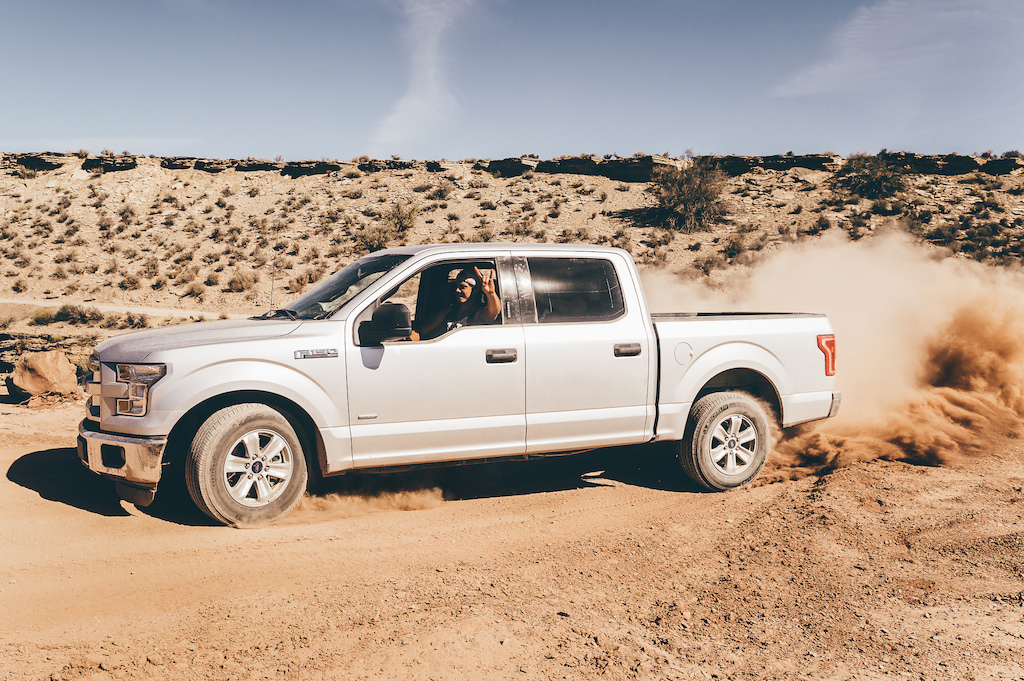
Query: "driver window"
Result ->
[[379, 260, 501, 341]]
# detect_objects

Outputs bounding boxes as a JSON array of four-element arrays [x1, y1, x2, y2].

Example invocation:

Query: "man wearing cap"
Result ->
[[413, 266, 500, 340]]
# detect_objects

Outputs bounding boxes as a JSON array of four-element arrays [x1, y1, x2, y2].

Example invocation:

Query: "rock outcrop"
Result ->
[[713, 155, 842, 176], [194, 159, 233, 173], [476, 155, 683, 182], [8, 350, 79, 397], [281, 161, 342, 178], [161, 157, 197, 170], [81, 156, 138, 173]]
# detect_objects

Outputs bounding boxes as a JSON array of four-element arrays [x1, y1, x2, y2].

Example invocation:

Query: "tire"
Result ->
[[185, 403, 308, 527], [680, 391, 772, 491]]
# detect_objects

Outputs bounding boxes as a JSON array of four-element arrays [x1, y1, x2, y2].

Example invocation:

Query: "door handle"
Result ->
[[485, 348, 517, 364], [614, 343, 642, 357]]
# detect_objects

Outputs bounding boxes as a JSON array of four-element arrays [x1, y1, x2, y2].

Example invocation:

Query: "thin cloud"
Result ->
[[771, 0, 1021, 98], [371, 0, 473, 157]]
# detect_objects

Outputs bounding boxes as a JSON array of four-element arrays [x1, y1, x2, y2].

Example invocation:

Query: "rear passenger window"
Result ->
[[527, 257, 625, 323]]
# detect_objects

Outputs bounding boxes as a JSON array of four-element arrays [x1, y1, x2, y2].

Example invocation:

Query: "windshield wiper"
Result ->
[[255, 308, 298, 320]]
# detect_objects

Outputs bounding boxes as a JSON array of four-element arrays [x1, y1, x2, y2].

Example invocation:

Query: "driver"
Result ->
[[413, 266, 500, 340]]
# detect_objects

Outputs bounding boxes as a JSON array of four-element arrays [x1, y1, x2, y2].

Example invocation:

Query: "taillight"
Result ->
[[817, 334, 836, 376]]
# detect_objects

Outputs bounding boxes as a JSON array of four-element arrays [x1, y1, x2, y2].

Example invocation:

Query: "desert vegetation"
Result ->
[[0, 150, 1022, 334]]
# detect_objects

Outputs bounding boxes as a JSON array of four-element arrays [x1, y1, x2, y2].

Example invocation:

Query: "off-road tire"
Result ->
[[680, 391, 771, 491], [185, 403, 308, 527]]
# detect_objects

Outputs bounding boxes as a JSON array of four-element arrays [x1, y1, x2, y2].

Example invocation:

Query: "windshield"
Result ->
[[268, 253, 411, 320]]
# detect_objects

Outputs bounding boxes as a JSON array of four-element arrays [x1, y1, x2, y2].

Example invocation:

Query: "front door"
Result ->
[[346, 256, 526, 467]]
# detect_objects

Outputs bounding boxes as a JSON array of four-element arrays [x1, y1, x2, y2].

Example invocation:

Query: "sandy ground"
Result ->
[[2, 401, 1024, 681]]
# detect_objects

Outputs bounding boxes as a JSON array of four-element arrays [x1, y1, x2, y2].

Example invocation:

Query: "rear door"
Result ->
[[518, 254, 654, 453]]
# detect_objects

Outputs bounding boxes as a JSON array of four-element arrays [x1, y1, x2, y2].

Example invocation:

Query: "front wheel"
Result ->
[[680, 391, 772, 491], [185, 403, 308, 527]]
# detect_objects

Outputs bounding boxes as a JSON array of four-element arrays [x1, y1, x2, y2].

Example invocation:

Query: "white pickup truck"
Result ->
[[79, 243, 840, 526]]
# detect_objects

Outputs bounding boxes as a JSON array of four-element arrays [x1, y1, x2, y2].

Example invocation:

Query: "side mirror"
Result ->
[[367, 302, 412, 344]]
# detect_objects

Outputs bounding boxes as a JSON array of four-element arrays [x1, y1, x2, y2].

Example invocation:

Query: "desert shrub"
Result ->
[[381, 201, 419, 233], [141, 257, 161, 278], [58, 304, 104, 325], [30, 309, 56, 325], [183, 281, 206, 299], [30, 304, 104, 326], [926, 221, 958, 246], [720, 234, 746, 259], [694, 253, 726, 275], [869, 198, 906, 216], [427, 181, 454, 201], [11, 279, 27, 293], [505, 216, 536, 239], [353, 224, 394, 254], [123, 312, 149, 329], [647, 160, 727, 232], [119, 275, 140, 290], [833, 154, 906, 199]]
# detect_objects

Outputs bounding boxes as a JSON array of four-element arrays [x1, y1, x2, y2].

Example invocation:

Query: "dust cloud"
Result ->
[[280, 488, 444, 525], [642, 229, 1024, 479]]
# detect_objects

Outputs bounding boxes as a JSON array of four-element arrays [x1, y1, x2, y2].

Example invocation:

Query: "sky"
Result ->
[[0, 0, 1021, 161]]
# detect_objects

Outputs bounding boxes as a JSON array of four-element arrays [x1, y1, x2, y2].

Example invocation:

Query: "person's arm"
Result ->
[[415, 305, 449, 339], [475, 267, 501, 323]]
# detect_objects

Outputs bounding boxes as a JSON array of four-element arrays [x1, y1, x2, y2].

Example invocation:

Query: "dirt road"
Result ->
[[2, 401, 1024, 680]]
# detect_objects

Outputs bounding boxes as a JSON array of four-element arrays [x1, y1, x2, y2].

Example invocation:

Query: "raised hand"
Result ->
[[475, 266, 501, 322], [475, 266, 495, 296]]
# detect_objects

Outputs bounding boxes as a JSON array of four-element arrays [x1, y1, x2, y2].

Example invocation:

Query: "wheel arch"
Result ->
[[165, 390, 327, 478], [692, 367, 782, 426]]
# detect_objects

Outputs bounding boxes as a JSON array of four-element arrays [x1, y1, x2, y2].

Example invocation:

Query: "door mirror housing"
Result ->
[[361, 302, 412, 345]]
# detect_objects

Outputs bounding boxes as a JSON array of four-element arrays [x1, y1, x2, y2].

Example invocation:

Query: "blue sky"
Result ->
[[1, 0, 1021, 160]]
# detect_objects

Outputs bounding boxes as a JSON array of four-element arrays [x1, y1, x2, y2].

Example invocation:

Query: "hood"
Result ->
[[95, 319, 303, 363]]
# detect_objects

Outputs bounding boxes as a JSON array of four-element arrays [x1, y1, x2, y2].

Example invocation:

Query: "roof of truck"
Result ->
[[383, 242, 626, 256]]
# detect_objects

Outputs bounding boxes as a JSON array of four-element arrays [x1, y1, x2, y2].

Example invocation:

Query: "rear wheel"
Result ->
[[185, 403, 308, 527], [680, 391, 771, 491]]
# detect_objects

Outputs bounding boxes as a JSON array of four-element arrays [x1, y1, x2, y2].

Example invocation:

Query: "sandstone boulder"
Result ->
[[9, 350, 79, 397]]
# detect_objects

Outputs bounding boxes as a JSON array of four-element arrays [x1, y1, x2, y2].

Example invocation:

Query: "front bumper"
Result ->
[[77, 419, 168, 487]]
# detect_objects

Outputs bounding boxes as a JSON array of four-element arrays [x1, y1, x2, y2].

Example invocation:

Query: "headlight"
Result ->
[[114, 363, 166, 416]]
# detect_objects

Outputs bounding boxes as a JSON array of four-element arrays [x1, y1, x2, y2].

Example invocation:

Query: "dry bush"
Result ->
[[227, 270, 258, 292], [647, 160, 727, 232], [183, 281, 206, 299], [834, 154, 906, 199], [382, 201, 419, 233], [353, 224, 394, 254]]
